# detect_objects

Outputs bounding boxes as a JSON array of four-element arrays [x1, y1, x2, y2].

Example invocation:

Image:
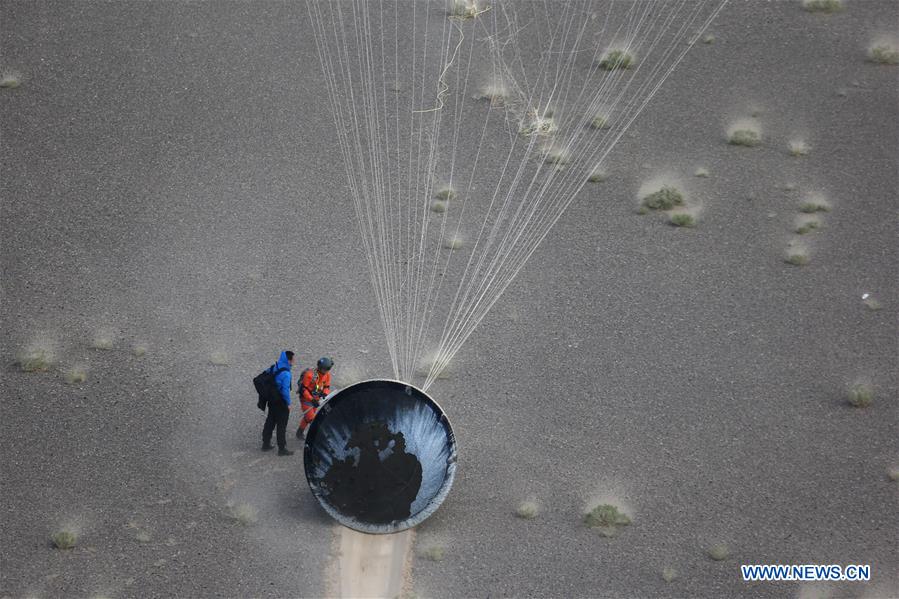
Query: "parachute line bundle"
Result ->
[[306, 0, 727, 389]]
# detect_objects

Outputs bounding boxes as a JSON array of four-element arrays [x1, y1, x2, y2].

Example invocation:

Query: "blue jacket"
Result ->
[[271, 351, 292, 406]]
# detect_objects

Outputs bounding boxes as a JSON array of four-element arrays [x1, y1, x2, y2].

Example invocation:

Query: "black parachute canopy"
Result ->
[[303, 379, 457, 534]]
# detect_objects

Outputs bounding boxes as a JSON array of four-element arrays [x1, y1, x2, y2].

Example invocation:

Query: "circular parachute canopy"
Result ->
[[304, 379, 457, 534]]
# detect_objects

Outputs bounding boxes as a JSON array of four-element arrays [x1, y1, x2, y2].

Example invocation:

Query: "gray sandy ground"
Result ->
[[1, 1, 897, 598]]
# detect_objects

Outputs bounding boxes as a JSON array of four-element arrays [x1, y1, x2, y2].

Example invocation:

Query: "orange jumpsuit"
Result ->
[[298, 368, 331, 434]]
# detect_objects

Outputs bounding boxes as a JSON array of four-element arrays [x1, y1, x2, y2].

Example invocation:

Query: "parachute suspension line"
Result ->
[[426, 0, 614, 388], [444, 2, 723, 389], [410, 13, 482, 384], [307, 1, 727, 389], [423, 2, 682, 387], [423, 8, 519, 383], [307, 1, 398, 376], [354, 0, 401, 379], [423, 0, 726, 389], [404, 1, 459, 382], [425, 5, 559, 388]]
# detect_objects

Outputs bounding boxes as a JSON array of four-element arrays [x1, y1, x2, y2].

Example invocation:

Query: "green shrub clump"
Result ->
[[868, 45, 899, 65], [421, 545, 445, 561], [785, 253, 809, 266], [847, 384, 873, 408], [802, 0, 843, 14], [728, 129, 761, 147], [799, 201, 830, 213], [544, 148, 571, 165], [584, 504, 631, 537], [599, 50, 633, 70], [435, 187, 456, 201], [642, 186, 684, 211], [669, 214, 695, 227], [590, 115, 609, 129], [796, 220, 820, 234], [0, 75, 20, 88], [515, 501, 539, 519], [52, 530, 77, 550], [19, 348, 52, 372]]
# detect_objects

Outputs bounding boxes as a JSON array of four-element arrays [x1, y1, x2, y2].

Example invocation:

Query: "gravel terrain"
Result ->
[[2, 1, 896, 598]]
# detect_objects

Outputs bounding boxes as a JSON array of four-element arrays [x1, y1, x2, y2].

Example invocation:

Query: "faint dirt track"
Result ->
[[330, 527, 414, 598]]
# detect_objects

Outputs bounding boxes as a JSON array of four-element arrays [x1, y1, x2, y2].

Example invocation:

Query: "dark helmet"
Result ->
[[317, 357, 334, 371]]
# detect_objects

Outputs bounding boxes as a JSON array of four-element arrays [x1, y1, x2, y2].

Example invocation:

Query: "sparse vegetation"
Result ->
[[863, 295, 882, 311], [799, 199, 830, 213], [694, 167, 710, 178], [515, 501, 539, 519], [641, 186, 684, 211], [784, 183, 797, 191], [449, 0, 489, 19], [847, 383, 873, 408], [795, 218, 821, 234], [19, 347, 53, 372], [544, 146, 571, 165], [587, 169, 608, 183], [802, 0, 843, 13], [431, 201, 447, 214], [0, 74, 20, 88], [702, 34, 716, 44], [229, 503, 258, 525], [210, 351, 229, 366], [435, 187, 456, 201], [888, 466, 899, 481], [599, 49, 634, 70], [661, 567, 678, 582], [590, 114, 610, 129], [135, 531, 152, 543], [91, 333, 114, 350], [669, 213, 696, 228], [475, 82, 506, 105], [584, 504, 631, 537], [728, 128, 761, 147], [789, 140, 811, 156], [708, 544, 730, 561], [443, 235, 464, 250], [65, 367, 88, 384], [785, 252, 810, 266], [519, 109, 556, 136], [867, 43, 899, 64], [133, 343, 148, 357], [52, 530, 77, 550], [421, 545, 445, 561]]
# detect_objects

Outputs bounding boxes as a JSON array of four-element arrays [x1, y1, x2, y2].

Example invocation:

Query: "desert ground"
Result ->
[[1, 1, 897, 598]]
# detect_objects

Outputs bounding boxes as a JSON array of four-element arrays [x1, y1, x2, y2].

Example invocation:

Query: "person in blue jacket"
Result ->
[[262, 350, 296, 456]]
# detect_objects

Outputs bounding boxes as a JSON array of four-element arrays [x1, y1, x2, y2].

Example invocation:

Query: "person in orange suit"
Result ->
[[296, 357, 333, 439]]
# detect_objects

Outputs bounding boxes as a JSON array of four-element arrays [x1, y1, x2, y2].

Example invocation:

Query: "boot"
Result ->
[[261, 443, 274, 451], [278, 448, 295, 456], [295, 427, 304, 440]]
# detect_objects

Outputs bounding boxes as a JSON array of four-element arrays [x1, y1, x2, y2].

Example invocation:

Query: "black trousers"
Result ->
[[262, 399, 290, 449]]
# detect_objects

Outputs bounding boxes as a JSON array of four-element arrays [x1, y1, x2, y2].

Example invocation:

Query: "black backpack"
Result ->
[[253, 365, 288, 411]]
